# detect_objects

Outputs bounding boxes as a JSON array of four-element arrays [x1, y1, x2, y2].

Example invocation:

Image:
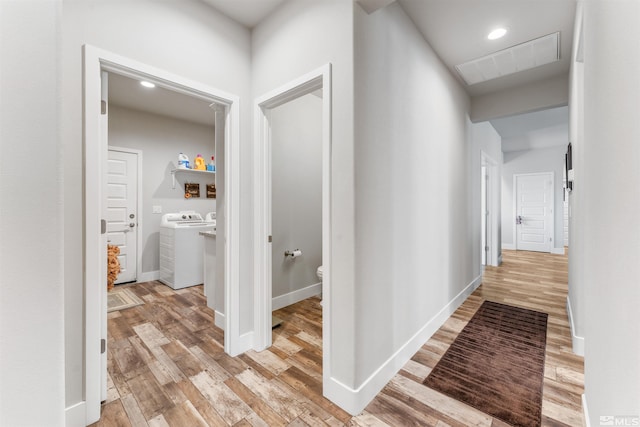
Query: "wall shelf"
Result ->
[[171, 168, 215, 189]]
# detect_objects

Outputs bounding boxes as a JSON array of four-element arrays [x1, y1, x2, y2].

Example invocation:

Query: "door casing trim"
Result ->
[[83, 44, 242, 424], [252, 64, 332, 384]]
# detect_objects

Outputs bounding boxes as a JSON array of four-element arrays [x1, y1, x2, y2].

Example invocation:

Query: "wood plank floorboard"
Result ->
[[92, 249, 583, 426]]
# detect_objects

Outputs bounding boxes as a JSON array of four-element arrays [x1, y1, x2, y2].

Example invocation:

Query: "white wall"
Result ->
[[580, 0, 640, 422], [108, 105, 217, 276], [353, 2, 479, 411], [0, 1, 66, 425], [471, 121, 503, 265], [271, 94, 323, 301], [61, 0, 251, 414], [252, 0, 357, 400], [501, 146, 566, 251]]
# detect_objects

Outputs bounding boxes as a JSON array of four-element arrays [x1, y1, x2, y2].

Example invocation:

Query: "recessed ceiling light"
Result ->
[[140, 81, 155, 88], [488, 28, 507, 40]]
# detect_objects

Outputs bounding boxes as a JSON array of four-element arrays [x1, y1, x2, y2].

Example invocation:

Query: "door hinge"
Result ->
[[268, 235, 272, 243], [101, 219, 106, 234], [101, 339, 106, 354], [101, 100, 107, 115]]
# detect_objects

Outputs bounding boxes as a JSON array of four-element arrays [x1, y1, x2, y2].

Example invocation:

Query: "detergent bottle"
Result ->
[[178, 153, 190, 169], [194, 154, 206, 171], [207, 156, 216, 172]]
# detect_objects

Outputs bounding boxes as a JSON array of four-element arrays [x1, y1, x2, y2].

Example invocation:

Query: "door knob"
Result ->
[[129, 222, 135, 228]]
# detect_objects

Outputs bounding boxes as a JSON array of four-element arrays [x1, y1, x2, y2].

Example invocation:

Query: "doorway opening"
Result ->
[[105, 70, 221, 288], [269, 91, 323, 321], [253, 65, 332, 385], [83, 45, 241, 424]]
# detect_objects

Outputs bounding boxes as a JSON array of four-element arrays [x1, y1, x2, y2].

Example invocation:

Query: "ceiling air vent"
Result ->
[[455, 32, 560, 85]]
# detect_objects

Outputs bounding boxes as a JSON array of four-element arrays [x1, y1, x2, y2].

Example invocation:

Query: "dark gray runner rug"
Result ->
[[423, 300, 548, 427]]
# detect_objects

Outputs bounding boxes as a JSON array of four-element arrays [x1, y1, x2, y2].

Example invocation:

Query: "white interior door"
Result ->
[[515, 173, 554, 252], [107, 149, 138, 283], [563, 183, 569, 247]]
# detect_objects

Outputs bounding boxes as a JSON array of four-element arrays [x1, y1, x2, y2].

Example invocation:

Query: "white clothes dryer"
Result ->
[[159, 211, 214, 289], [204, 211, 216, 227]]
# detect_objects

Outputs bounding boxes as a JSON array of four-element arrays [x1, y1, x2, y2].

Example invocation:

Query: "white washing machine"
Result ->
[[159, 211, 214, 289]]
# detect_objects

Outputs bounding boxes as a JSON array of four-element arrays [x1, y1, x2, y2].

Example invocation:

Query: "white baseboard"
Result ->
[[323, 274, 483, 415], [65, 401, 86, 427], [472, 274, 482, 291], [582, 394, 590, 427], [215, 310, 225, 330], [138, 270, 160, 283], [500, 244, 564, 254], [272, 282, 322, 311], [566, 297, 585, 356]]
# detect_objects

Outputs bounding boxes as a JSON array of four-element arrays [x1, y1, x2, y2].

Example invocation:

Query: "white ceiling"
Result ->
[[108, 0, 576, 150], [196, 0, 576, 97], [398, 0, 577, 97], [200, 0, 285, 28], [394, 0, 575, 149], [108, 72, 216, 127]]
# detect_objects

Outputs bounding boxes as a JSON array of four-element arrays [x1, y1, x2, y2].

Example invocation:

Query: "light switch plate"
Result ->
[[152, 206, 162, 214]]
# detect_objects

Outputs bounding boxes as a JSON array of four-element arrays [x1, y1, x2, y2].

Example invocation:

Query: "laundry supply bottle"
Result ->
[[208, 156, 216, 172], [178, 153, 190, 169], [194, 154, 206, 170]]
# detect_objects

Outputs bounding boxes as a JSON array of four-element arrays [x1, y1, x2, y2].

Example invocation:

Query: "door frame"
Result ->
[[480, 151, 499, 266], [253, 64, 332, 355], [107, 146, 143, 284], [513, 172, 554, 253], [83, 45, 242, 424], [481, 164, 488, 266]]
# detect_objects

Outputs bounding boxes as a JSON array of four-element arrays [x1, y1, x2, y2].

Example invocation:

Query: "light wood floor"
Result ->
[[93, 249, 583, 426]]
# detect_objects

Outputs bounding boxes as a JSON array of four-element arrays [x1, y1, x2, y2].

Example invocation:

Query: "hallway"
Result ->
[[95, 249, 582, 426], [358, 249, 584, 426]]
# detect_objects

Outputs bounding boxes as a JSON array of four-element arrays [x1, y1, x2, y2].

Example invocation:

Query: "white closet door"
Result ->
[[515, 173, 553, 252], [106, 149, 138, 283]]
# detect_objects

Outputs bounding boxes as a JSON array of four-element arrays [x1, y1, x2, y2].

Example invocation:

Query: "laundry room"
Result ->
[[106, 72, 219, 287]]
